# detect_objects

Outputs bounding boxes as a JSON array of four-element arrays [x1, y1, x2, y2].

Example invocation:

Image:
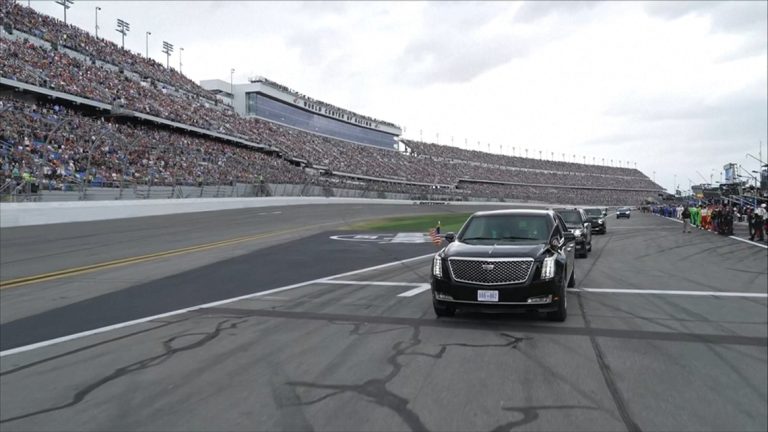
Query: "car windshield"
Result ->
[[619, 208, 630, 212], [584, 208, 603, 217], [556, 210, 583, 225], [459, 215, 551, 243]]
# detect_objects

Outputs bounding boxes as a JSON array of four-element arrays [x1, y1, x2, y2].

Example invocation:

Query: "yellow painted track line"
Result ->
[[0, 222, 338, 290]]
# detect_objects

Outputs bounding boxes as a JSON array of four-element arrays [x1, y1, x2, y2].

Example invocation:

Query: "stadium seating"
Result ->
[[0, 3, 661, 205]]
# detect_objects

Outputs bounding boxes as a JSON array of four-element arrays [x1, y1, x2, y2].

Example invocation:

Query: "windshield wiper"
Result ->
[[461, 236, 497, 241]]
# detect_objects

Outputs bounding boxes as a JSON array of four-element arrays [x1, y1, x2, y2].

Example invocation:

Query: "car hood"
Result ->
[[443, 242, 548, 259]]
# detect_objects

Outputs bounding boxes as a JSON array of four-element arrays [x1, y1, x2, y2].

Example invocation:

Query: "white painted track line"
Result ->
[[322, 280, 419, 286], [397, 284, 432, 297], [0, 254, 434, 358], [728, 236, 768, 249], [569, 288, 767, 298]]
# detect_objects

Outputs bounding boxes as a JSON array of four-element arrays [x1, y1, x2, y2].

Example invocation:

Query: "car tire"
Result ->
[[433, 299, 455, 317], [547, 281, 567, 322], [567, 270, 575, 288], [587, 242, 592, 252]]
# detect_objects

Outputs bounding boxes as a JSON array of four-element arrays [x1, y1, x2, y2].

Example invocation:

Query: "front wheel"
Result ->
[[567, 269, 575, 288], [433, 299, 455, 317], [547, 281, 567, 322]]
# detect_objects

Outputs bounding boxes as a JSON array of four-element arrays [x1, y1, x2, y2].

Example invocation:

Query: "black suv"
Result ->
[[583, 207, 607, 234], [551, 208, 592, 258], [431, 210, 576, 321], [616, 207, 631, 219]]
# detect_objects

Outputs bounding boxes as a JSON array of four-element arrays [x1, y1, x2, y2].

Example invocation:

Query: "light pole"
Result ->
[[55, 0, 74, 24], [230, 68, 235, 94], [145, 31, 151, 58], [162, 41, 174, 68], [95, 6, 100, 37], [179, 47, 183, 73], [116, 18, 130, 49]]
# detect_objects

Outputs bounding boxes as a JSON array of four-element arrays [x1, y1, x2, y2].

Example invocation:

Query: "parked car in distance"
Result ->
[[583, 207, 607, 234], [617, 207, 631, 219], [552, 207, 592, 258]]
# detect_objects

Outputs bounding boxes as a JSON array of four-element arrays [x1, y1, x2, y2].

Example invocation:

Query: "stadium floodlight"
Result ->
[[230, 68, 235, 94], [162, 41, 174, 68], [95, 6, 101, 37], [55, 0, 74, 24], [116, 18, 130, 49], [145, 31, 151, 58]]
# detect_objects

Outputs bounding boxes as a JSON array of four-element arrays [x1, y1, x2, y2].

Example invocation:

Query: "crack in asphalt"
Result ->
[[0, 318, 247, 424], [489, 405, 601, 432], [285, 326, 530, 432], [574, 233, 642, 432]]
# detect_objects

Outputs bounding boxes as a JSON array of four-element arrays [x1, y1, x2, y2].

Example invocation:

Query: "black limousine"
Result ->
[[431, 209, 576, 321]]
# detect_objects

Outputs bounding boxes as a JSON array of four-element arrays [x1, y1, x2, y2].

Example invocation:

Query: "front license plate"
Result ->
[[477, 290, 499, 302]]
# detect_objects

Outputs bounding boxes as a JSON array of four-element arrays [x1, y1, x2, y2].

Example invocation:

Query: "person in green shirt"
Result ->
[[695, 205, 702, 227]]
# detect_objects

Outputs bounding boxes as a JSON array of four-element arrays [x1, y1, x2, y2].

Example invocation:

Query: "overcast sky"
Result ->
[[27, 0, 768, 193]]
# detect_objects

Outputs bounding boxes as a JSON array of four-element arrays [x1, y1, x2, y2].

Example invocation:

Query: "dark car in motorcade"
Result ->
[[617, 207, 631, 219], [551, 208, 592, 258], [583, 207, 608, 234], [431, 209, 576, 321]]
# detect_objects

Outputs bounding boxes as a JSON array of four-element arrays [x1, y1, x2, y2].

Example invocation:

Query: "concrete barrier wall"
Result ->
[[0, 197, 559, 228]]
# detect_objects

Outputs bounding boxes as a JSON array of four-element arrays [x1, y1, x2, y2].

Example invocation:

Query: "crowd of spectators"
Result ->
[[0, 97, 309, 190], [403, 139, 659, 185], [457, 181, 653, 206], [2, 1, 216, 102], [0, 3, 662, 205]]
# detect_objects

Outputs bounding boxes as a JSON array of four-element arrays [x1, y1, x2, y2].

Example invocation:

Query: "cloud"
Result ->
[[395, 3, 529, 85], [645, 0, 767, 35], [513, 0, 601, 22]]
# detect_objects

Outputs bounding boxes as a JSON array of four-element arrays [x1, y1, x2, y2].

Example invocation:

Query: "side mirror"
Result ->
[[563, 232, 576, 243], [445, 232, 456, 243], [602, 211, 608, 217]]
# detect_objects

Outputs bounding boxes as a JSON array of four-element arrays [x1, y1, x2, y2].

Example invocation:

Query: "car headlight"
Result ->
[[432, 254, 443, 278], [598, 218, 604, 224], [574, 229, 583, 237], [541, 255, 556, 280]]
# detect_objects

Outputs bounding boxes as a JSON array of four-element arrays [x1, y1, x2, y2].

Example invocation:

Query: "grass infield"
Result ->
[[346, 213, 472, 233]]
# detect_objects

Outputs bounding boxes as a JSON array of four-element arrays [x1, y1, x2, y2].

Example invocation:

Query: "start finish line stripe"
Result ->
[[569, 288, 767, 298]]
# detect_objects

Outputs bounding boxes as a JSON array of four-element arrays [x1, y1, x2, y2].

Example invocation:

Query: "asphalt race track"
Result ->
[[1, 205, 766, 431]]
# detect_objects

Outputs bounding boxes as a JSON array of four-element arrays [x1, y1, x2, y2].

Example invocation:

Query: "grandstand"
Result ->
[[200, 76, 401, 150], [0, 1, 663, 205]]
